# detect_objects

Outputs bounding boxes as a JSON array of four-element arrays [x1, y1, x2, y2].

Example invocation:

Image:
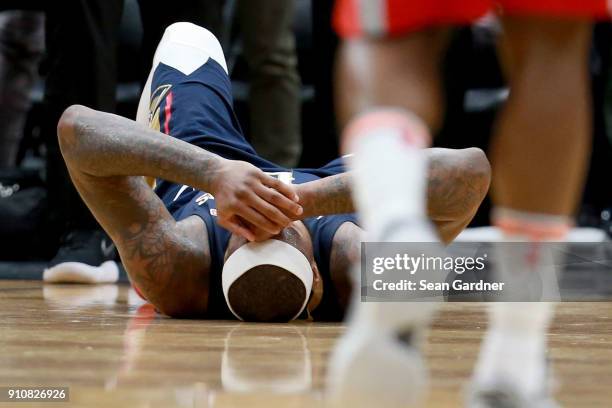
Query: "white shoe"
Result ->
[[466, 377, 559, 408], [326, 216, 442, 407], [43, 260, 119, 284], [326, 321, 428, 408]]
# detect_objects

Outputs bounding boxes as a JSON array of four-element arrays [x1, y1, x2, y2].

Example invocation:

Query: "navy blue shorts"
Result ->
[[150, 58, 357, 319]]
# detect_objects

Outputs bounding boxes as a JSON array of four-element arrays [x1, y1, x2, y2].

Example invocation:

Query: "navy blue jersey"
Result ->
[[149, 59, 356, 320]]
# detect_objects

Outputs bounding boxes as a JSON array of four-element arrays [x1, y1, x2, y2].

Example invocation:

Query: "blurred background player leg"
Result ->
[[0, 9, 47, 263], [469, 15, 593, 406], [237, 0, 302, 168], [44, 0, 223, 281], [43, 0, 124, 274], [0, 10, 44, 169]]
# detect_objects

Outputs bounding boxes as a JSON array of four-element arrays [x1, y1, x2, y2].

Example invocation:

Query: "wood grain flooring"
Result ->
[[0, 281, 610, 407]]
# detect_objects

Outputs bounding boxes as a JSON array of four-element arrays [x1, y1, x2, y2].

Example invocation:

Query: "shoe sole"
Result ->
[[43, 260, 119, 284], [326, 327, 428, 408]]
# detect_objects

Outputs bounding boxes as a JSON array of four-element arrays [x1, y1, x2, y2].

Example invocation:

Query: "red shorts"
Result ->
[[334, 0, 610, 38]]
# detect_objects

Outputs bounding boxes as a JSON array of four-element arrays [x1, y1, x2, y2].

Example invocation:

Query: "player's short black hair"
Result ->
[[227, 264, 307, 322]]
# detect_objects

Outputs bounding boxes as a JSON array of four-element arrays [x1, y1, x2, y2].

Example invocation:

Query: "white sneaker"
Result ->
[[466, 376, 559, 408], [43, 260, 119, 284], [326, 318, 428, 408], [326, 215, 443, 407]]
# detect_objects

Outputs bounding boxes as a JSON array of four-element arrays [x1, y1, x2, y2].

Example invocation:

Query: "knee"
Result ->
[[163, 22, 208, 41], [159, 22, 227, 74]]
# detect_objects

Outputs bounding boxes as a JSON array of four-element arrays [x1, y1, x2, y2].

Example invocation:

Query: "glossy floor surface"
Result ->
[[1, 281, 611, 407]]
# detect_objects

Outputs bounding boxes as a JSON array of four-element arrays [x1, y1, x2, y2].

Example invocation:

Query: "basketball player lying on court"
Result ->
[[56, 23, 490, 321]]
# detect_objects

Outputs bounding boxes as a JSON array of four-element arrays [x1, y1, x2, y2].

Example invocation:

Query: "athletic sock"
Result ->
[[474, 207, 570, 395], [342, 108, 431, 242], [342, 109, 437, 331]]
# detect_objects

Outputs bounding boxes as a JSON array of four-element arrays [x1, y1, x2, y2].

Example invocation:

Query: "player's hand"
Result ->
[[234, 218, 277, 242], [210, 159, 303, 241], [292, 183, 312, 220]]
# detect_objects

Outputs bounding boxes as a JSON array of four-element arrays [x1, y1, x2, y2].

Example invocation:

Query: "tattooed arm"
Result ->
[[325, 148, 491, 317], [422, 147, 491, 242], [58, 105, 302, 241], [327, 222, 362, 318], [57, 105, 300, 317], [297, 173, 355, 218], [297, 147, 491, 243]]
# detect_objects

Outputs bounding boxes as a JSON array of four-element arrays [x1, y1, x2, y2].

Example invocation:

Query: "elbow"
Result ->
[[150, 280, 209, 319], [57, 105, 87, 163], [155, 302, 185, 318], [156, 296, 206, 319], [155, 294, 189, 318], [127, 239, 210, 319]]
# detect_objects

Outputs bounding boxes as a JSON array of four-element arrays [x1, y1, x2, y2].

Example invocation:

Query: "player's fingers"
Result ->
[[253, 184, 302, 219], [249, 189, 294, 225], [258, 176, 303, 216], [218, 217, 255, 242], [237, 217, 275, 241], [260, 174, 300, 201], [237, 204, 282, 235]]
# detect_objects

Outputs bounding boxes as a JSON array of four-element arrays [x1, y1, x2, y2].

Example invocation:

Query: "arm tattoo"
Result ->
[[329, 222, 362, 316], [60, 106, 213, 315], [114, 179, 210, 314], [64, 105, 223, 193], [300, 173, 355, 218], [300, 149, 489, 228], [426, 149, 490, 222]]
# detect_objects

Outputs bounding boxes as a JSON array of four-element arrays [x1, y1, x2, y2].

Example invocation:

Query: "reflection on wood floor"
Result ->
[[0, 281, 611, 407]]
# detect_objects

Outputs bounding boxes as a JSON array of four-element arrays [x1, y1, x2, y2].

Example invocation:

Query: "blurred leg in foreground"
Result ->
[[470, 15, 593, 406], [326, 1, 481, 406]]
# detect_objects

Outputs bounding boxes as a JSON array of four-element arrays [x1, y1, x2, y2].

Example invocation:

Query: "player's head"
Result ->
[[223, 221, 321, 322]]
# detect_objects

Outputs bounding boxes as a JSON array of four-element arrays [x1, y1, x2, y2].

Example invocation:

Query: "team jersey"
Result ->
[[148, 58, 356, 320]]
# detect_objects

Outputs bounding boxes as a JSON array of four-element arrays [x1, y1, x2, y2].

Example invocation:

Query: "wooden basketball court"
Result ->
[[1, 280, 611, 407]]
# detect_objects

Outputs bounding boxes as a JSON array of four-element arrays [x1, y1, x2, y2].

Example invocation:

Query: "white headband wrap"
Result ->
[[222, 239, 313, 321]]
